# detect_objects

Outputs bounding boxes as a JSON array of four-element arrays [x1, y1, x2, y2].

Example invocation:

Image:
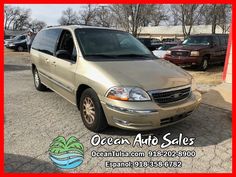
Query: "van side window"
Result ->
[[32, 29, 61, 55], [213, 36, 220, 46], [219, 35, 227, 46], [225, 35, 229, 46], [56, 30, 77, 62]]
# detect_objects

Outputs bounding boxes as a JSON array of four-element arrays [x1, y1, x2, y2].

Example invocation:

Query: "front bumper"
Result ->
[[101, 90, 201, 131], [164, 55, 201, 66]]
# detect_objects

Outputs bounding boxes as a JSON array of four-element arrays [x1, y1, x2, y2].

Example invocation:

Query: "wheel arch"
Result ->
[[76, 84, 91, 109]]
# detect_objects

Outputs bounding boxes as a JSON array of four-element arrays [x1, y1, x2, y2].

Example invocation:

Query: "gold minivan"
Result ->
[[30, 25, 201, 132]]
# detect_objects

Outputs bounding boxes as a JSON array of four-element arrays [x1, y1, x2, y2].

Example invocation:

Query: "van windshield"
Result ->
[[182, 36, 212, 46], [75, 28, 155, 60]]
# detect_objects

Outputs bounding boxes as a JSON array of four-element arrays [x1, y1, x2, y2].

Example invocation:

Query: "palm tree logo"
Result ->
[[49, 136, 84, 169]]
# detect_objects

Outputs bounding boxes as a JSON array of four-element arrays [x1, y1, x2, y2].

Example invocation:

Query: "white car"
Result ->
[[152, 43, 178, 58]]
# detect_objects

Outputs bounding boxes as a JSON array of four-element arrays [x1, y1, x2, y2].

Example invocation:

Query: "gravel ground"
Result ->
[[4, 49, 232, 173]]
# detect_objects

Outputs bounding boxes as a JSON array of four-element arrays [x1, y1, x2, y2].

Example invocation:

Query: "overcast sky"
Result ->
[[6, 4, 86, 26]]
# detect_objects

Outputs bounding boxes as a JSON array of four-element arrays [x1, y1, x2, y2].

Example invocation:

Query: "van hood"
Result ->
[[90, 59, 192, 91], [170, 45, 209, 51]]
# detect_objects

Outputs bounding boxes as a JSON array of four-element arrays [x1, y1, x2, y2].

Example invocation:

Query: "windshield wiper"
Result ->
[[115, 54, 152, 58], [85, 54, 117, 58]]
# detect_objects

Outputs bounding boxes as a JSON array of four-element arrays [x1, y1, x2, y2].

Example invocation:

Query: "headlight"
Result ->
[[166, 50, 171, 55], [9, 43, 15, 47], [106, 87, 151, 101], [191, 78, 197, 91], [190, 51, 200, 57]]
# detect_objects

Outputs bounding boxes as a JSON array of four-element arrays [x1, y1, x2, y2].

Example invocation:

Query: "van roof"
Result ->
[[45, 25, 120, 31]]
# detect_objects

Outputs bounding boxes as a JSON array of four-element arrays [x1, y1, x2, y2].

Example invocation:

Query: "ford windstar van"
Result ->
[[30, 25, 201, 132]]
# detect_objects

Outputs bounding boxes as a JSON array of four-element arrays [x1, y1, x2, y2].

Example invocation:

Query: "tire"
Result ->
[[199, 56, 209, 71], [17, 46, 24, 52], [79, 88, 108, 132], [33, 68, 48, 91]]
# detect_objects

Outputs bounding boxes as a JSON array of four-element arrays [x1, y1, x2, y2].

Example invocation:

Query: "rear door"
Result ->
[[31, 28, 62, 88], [50, 29, 78, 104]]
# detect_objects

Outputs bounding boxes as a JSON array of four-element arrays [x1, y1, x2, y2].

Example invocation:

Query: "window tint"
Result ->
[[75, 28, 154, 61], [219, 35, 226, 46], [225, 35, 229, 46], [213, 36, 220, 46], [19, 36, 26, 40], [32, 28, 62, 55], [56, 30, 77, 61], [183, 36, 212, 46]]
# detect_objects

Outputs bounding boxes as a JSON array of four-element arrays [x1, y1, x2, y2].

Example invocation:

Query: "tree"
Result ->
[[170, 4, 204, 38], [110, 4, 167, 37], [29, 19, 47, 32], [201, 5, 231, 34], [94, 6, 113, 27], [58, 7, 79, 25], [78, 5, 97, 25], [12, 8, 31, 30]]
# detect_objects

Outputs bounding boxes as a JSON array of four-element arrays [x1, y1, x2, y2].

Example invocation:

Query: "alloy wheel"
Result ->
[[82, 97, 95, 125]]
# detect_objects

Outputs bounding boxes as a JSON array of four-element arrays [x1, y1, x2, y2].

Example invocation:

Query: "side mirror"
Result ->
[[56, 50, 71, 60]]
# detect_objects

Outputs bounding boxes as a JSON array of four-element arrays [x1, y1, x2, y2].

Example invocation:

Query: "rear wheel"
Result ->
[[199, 56, 209, 71], [17, 46, 24, 52], [79, 88, 108, 132], [33, 68, 48, 91]]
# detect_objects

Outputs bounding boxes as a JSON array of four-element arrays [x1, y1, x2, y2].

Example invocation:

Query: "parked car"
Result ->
[[162, 38, 181, 43], [152, 42, 179, 58], [164, 34, 228, 70], [30, 25, 201, 132], [4, 34, 27, 52], [137, 38, 162, 51]]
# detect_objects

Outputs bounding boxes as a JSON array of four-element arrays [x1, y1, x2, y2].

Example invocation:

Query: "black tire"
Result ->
[[17, 46, 24, 52], [199, 56, 209, 71], [33, 68, 48, 91], [79, 88, 108, 132]]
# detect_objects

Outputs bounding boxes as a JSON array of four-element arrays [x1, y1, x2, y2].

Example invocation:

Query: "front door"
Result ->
[[50, 29, 78, 104]]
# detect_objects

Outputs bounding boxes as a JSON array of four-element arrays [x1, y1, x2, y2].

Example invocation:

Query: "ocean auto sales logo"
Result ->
[[49, 136, 84, 169]]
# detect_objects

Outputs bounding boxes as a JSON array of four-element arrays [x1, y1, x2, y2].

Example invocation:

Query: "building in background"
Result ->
[[138, 25, 230, 40]]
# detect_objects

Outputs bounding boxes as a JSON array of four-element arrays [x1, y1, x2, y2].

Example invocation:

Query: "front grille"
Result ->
[[151, 86, 191, 104], [171, 51, 189, 57]]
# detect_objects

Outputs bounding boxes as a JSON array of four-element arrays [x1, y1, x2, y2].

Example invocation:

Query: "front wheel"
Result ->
[[17, 46, 24, 52], [79, 88, 108, 132], [33, 68, 48, 91], [199, 57, 209, 71]]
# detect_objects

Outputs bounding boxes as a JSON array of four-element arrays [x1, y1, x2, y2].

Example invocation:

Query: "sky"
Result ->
[[6, 4, 86, 26]]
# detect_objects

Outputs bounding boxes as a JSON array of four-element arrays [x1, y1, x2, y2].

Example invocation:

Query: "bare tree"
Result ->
[[111, 4, 167, 37], [94, 6, 113, 27], [12, 8, 31, 30], [141, 5, 168, 26], [170, 4, 204, 38], [78, 5, 97, 25], [4, 5, 18, 29], [58, 7, 79, 25], [201, 5, 231, 34], [29, 19, 47, 32], [4, 5, 31, 30]]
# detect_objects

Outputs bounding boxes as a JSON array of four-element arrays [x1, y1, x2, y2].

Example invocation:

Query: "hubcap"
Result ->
[[203, 60, 208, 69], [18, 46, 23, 52], [83, 97, 95, 124], [34, 70, 40, 87]]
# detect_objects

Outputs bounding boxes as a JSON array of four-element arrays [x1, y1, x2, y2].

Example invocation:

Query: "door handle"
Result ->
[[45, 58, 49, 63], [52, 61, 56, 66]]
